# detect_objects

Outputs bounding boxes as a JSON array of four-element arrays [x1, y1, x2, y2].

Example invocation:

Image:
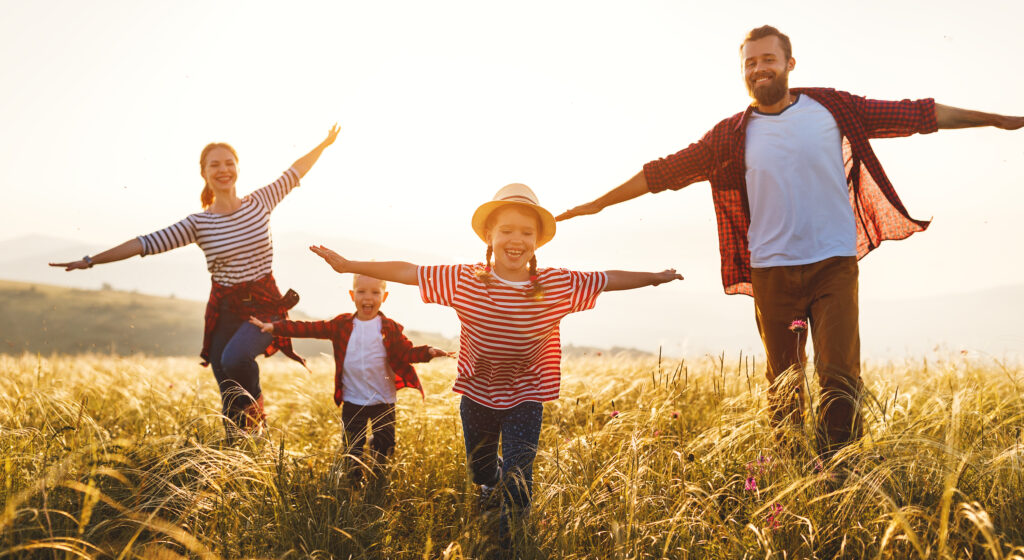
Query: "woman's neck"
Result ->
[[208, 191, 241, 214]]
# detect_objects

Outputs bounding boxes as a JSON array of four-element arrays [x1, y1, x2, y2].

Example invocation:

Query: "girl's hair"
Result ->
[[199, 142, 238, 209], [476, 206, 545, 300]]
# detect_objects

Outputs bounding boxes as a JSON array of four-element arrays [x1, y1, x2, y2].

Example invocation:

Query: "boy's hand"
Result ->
[[309, 245, 350, 273], [249, 316, 274, 333], [429, 347, 454, 358], [652, 269, 683, 286]]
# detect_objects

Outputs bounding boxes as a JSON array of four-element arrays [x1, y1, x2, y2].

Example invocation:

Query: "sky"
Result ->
[[2, 0, 1023, 355]]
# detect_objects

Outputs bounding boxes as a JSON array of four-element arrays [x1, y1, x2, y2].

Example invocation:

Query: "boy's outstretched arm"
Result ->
[[604, 269, 683, 292], [309, 245, 419, 285]]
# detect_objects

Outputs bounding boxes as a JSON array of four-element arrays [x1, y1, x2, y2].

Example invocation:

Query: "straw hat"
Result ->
[[471, 183, 557, 247]]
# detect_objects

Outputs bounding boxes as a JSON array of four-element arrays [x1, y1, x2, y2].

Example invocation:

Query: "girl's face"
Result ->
[[201, 146, 238, 192], [487, 206, 540, 277]]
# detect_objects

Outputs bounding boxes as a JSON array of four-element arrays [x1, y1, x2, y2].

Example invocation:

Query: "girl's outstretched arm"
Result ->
[[604, 269, 683, 292], [49, 238, 143, 271], [309, 245, 419, 285], [290, 124, 340, 178]]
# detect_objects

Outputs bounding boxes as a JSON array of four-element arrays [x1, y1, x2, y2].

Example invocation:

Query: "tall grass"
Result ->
[[1, 352, 1022, 559]]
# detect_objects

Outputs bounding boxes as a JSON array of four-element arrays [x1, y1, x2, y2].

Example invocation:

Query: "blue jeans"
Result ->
[[460, 396, 544, 511], [207, 310, 274, 426]]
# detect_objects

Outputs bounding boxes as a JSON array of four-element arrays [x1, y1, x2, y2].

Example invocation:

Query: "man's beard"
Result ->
[[747, 71, 789, 107]]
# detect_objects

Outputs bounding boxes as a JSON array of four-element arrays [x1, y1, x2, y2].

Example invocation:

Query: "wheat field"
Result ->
[[1, 351, 1022, 559]]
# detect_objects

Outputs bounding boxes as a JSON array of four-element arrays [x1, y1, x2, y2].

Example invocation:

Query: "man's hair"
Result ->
[[741, 25, 792, 60]]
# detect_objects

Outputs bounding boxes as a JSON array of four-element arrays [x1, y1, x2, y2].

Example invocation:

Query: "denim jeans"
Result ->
[[460, 396, 544, 512], [207, 310, 274, 428]]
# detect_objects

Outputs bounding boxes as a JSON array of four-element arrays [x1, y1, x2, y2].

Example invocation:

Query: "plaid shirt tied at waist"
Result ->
[[643, 87, 938, 296], [201, 272, 305, 367]]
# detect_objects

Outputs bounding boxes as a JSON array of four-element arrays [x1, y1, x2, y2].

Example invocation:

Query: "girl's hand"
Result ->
[[49, 259, 91, 271], [429, 347, 455, 358], [249, 316, 274, 333], [651, 269, 684, 286], [309, 245, 350, 273]]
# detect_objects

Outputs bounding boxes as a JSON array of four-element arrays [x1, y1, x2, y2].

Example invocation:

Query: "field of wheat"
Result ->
[[1, 351, 1022, 559]]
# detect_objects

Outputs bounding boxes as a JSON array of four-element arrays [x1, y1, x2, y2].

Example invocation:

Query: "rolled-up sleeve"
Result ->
[[855, 96, 938, 139], [642, 134, 715, 194]]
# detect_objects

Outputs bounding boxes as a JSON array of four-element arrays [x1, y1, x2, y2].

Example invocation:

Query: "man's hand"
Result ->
[[555, 202, 603, 222], [994, 115, 1024, 130]]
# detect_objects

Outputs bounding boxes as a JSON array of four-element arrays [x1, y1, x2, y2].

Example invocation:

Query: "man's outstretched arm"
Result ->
[[936, 104, 1024, 130], [555, 171, 650, 221]]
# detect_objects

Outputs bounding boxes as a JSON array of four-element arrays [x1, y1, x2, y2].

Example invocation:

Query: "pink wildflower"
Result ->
[[653, 430, 661, 437], [788, 319, 808, 333], [610, 410, 620, 418], [766, 503, 784, 530], [671, 411, 680, 419], [744, 476, 758, 491]]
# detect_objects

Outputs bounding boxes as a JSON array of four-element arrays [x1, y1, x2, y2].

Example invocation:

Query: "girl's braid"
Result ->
[[475, 245, 495, 286], [525, 255, 545, 300]]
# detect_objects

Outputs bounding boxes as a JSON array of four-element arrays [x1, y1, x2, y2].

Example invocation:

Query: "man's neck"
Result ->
[[756, 91, 796, 115]]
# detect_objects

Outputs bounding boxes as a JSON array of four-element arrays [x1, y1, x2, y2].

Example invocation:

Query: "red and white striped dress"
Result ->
[[418, 264, 607, 409]]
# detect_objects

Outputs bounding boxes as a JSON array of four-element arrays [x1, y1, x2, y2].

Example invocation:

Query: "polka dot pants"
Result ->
[[459, 396, 544, 510]]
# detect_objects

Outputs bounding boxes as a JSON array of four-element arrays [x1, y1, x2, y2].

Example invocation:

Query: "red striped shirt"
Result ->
[[418, 264, 607, 409]]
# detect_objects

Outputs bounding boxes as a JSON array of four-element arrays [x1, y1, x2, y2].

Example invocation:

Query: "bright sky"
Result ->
[[3, 0, 1022, 307]]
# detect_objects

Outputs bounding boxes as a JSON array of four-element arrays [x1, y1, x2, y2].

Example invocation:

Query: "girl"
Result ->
[[50, 125, 340, 437], [306, 183, 681, 533]]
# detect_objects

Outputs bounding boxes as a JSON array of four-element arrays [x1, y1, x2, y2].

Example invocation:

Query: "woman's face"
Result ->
[[202, 146, 238, 192], [487, 206, 540, 275]]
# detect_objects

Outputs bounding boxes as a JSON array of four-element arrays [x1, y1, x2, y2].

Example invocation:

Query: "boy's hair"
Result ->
[[352, 274, 387, 291]]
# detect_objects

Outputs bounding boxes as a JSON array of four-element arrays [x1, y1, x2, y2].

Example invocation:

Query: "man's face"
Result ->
[[742, 35, 795, 107]]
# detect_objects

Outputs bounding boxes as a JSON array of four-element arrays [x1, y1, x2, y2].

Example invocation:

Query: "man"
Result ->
[[557, 25, 1023, 459]]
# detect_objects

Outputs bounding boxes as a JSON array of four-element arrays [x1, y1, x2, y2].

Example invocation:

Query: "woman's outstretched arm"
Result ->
[[309, 245, 419, 285], [290, 124, 340, 178], [49, 238, 144, 271], [604, 269, 683, 291]]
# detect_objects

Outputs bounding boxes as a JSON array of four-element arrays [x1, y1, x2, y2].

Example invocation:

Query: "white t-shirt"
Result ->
[[744, 95, 857, 268], [341, 316, 397, 405]]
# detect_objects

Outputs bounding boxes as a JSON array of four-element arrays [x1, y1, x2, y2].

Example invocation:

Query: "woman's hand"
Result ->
[[48, 259, 91, 271], [249, 316, 274, 333], [309, 245, 350, 274], [322, 124, 341, 147]]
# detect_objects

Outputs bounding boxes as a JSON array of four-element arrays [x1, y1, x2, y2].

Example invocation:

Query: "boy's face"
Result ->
[[350, 275, 388, 320]]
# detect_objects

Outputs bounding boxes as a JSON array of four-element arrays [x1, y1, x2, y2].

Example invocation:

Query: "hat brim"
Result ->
[[471, 200, 557, 248]]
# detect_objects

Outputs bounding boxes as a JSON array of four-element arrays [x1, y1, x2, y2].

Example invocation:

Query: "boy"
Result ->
[[250, 274, 448, 478]]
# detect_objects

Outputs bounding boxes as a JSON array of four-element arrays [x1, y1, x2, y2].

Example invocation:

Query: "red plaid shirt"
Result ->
[[271, 312, 434, 406], [643, 87, 937, 296], [201, 273, 304, 367]]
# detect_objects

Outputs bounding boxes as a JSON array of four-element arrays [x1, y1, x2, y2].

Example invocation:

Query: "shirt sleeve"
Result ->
[[567, 270, 608, 313], [272, 319, 335, 339], [249, 167, 301, 211], [853, 95, 938, 139], [642, 133, 715, 194], [137, 215, 198, 256], [418, 264, 463, 307]]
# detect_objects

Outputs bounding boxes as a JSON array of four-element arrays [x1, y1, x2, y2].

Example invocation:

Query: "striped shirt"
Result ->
[[137, 168, 300, 285], [419, 264, 607, 409]]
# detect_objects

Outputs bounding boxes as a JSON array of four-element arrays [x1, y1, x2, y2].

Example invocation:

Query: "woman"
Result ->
[[50, 125, 340, 437]]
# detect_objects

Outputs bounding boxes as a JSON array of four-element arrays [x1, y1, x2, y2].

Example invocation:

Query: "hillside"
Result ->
[[0, 280, 452, 358]]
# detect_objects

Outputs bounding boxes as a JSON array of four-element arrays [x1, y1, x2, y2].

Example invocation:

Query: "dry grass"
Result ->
[[1, 351, 1023, 559]]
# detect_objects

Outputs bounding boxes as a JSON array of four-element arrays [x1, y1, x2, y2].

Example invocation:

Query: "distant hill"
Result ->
[[0, 280, 452, 358]]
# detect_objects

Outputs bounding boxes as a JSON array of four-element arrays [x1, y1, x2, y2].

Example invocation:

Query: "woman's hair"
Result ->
[[476, 206, 545, 300], [199, 142, 238, 209]]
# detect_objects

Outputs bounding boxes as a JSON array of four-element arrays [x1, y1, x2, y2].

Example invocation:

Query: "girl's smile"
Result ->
[[487, 206, 540, 281]]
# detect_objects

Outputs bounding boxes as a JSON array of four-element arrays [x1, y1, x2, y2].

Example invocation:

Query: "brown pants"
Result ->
[[751, 256, 863, 456]]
